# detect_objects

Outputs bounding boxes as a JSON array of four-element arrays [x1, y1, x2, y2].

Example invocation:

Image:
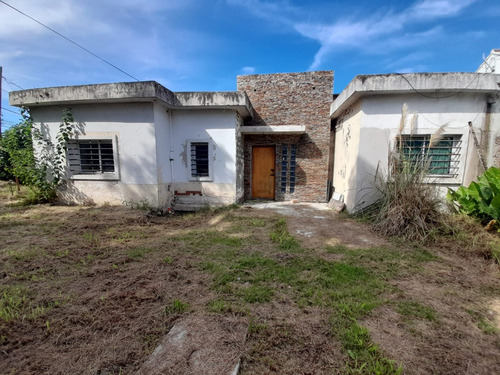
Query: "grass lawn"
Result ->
[[1, 183, 500, 374]]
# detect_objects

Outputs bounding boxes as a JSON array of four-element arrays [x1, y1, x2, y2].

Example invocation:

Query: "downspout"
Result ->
[[168, 108, 175, 207]]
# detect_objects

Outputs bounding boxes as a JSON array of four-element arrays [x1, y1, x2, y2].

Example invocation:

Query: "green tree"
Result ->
[[0, 107, 75, 203], [0, 108, 36, 186]]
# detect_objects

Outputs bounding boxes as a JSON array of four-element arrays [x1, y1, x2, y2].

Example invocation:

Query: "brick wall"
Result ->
[[237, 71, 333, 202]]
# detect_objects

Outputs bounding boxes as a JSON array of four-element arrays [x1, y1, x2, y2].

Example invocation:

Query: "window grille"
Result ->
[[68, 140, 115, 174], [190, 142, 209, 177], [398, 135, 461, 176]]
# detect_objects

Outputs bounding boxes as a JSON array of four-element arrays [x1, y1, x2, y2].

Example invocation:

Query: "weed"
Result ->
[[239, 284, 273, 303], [122, 199, 153, 211], [477, 317, 498, 335], [396, 301, 437, 321], [82, 232, 100, 247], [270, 218, 302, 252], [165, 299, 190, 315], [0, 286, 47, 322], [127, 247, 155, 259], [7, 246, 43, 261], [206, 299, 232, 313], [163, 256, 173, 265]]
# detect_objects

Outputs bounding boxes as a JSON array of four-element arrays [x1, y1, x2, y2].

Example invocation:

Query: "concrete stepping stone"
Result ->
[[137, 314, 248, 375]]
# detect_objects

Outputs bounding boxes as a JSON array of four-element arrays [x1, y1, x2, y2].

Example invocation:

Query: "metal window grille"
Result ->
[[190, 142, 209, 177], [68, 140, 115, 174], [398, 135, 461, 176]]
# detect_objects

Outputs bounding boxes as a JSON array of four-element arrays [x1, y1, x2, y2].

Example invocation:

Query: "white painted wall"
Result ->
[[333, 93, 492, 211], [332, 100, 362, 211], [153, 102, 174, 207], [170, 110, 238, 209], [30, 103, 241, 210], [31, 103, 161, 206]]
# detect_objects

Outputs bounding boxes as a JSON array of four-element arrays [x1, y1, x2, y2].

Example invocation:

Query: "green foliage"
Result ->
[[270, 218, 302, 252], [447, 167, 500, 224], [0, 107, 75, 203], [165, 299, 190, 315], [0, 108, 36, 184]]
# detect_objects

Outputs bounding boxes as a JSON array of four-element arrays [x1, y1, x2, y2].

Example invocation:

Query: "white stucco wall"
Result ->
[[153, 103, 174, 207], [332, 100, 363, 211], [170, 110, 239, 210], [334, 93, 491, 211], [31, 103, 161, 206], [30, 104, 241, 210]]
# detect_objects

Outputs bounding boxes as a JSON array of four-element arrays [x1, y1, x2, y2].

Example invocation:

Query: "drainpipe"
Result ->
[[168, 108, 175, 207]]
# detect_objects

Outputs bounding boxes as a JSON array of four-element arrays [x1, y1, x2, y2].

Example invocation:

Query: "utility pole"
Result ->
[[0, 65, 2, 137]]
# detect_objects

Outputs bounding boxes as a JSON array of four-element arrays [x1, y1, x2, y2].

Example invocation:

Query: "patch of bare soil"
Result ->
[[363, 255, 500, 375], [241, 300, 344, 374]]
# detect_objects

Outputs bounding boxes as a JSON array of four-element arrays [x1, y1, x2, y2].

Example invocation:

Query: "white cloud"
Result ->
[[0, 0, 213, 88], [229, 0, 478, 70], [409, 0, 477, 19], [241, 66, 256, 74]]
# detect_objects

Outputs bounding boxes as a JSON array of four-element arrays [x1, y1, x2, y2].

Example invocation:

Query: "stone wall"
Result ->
[[237, 71, 333, 202]]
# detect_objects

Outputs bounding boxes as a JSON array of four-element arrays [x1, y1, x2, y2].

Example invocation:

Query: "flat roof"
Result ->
[[331, 72, 500, 118], [9, 81, 254, 118]]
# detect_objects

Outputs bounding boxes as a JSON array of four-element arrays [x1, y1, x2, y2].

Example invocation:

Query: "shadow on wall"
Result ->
[[347, 154, 386, 213], [298, 133, 323, 159], [58, 181, 95, 206]]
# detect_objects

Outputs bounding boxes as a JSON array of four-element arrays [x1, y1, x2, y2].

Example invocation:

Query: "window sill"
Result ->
[[70, 173, 120, 181], [188, 176, 213, 182]]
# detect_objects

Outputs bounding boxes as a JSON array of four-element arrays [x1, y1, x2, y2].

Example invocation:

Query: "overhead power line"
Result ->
[[0, 0, 140, 82], [2, 76, 23, 90], [1, 106, 20, 115]]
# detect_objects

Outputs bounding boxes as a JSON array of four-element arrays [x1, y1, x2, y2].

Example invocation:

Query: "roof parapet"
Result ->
[[331, 72, 500, 118], [9, 81, 254, 118]]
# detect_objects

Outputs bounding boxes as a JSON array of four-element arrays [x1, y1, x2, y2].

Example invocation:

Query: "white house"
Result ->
[[330, 72, 500, 212], [10, 81, 253, 210]]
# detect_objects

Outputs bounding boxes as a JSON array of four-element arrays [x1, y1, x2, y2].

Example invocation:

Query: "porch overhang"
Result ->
[[240, 125, 306, 134]]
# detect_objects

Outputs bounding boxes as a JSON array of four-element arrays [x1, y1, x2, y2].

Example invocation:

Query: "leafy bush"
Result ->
[[0, 110, 36, 185], [0, 107, 75, 203], [447, 167, 500, 224]]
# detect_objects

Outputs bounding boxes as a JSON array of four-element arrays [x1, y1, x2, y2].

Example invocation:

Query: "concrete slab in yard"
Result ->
[[136, 314, 248, 375]]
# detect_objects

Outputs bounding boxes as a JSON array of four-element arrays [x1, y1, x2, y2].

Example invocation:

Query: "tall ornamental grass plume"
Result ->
[[361, 103, 446, 242]]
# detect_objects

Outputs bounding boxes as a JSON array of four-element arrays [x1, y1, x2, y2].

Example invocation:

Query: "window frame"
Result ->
[[67, 135, 120, 181], [397, 134, 461, 178], [187, 139, 213, 182]]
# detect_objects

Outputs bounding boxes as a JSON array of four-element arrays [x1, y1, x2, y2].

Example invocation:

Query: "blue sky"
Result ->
[[1, 0, 499, 128]]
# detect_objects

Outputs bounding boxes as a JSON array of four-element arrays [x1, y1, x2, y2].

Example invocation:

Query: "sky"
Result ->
[[1, 0, 499, 129]]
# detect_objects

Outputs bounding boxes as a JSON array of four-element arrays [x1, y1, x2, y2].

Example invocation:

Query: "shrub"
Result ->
[[447, 167, 500, 224], [359, 104, 445, 242]]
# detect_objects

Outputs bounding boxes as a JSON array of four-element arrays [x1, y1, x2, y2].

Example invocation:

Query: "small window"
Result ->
[[188, 140, 213, 181], [190, 142, 209, 177], [68, 139, 117, 177], [398, 135, 461, 176]]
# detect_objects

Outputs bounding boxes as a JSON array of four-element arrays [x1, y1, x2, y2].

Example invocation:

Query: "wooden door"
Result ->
[[252, 146, 275, 199]]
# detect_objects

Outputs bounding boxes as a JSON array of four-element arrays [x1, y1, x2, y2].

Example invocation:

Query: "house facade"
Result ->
[[10, 82, 253, 210], [9, 72, 334, 209], [9, 50, 500, 212], [330, 72, 500, 211]]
